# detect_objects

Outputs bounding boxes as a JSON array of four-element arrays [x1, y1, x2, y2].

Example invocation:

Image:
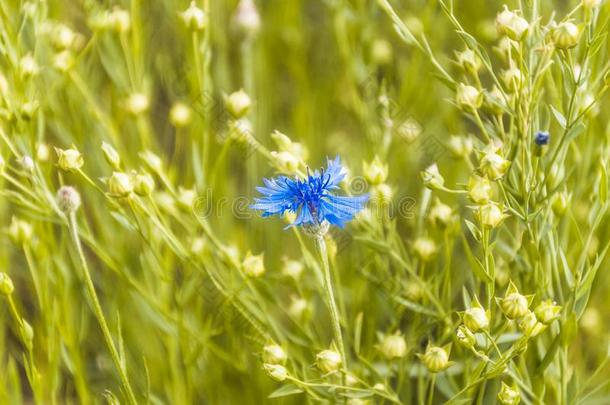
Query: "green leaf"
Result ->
[[550, 105, 567, 128], [268, 384, 304, 399]]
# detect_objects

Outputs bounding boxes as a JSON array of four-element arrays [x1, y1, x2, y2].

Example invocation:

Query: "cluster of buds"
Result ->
[[269, 131, 307, 175], [498, 283, 554, 338], [242, 251, 265, 277], [262, 344, 287, 365]]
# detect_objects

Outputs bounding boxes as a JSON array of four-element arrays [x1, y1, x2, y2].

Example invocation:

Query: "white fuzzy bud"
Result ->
[[56, 186, 81, 213]]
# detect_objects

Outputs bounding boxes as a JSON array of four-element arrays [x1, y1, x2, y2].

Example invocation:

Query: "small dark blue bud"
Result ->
[[535, 131, 550, 146]]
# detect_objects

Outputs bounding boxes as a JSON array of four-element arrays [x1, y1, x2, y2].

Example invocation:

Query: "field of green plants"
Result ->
[[1, 0, 610, 403]]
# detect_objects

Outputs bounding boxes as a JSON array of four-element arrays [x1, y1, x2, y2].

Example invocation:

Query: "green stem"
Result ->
[[314, 235, 347, 372], [67, 214, 138, 405]]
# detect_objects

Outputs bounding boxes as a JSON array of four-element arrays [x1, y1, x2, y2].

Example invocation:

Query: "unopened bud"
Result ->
[[396, 118, 422, 143], [56, 147, 83, 172], [428, 199, 453, 228], [262, 344, 287, 365], [413, 237, 437, 262], [552, 22, 580, 50], [281, 258, 304, 279], [496, 6, 529, 40], [421, 164, 444, 190], [468, 174, 492, 204], [456, 83, 483, 110], [101, 142, 121, 169], [134, 173, 155, 196], [225, 89, 251, 119], [476, 202, 507, 228], [108, 171, 134, 197], [456, 325, 476, 349], [498, 282, 529, 320], [463, 297, 489, 332], [420, 344, 451, 373], [20, 320, 34, 350], [456, 49, 481, 72], [498, 382, 520, 405], [233, 0, 261, 35], [379, 333, 407, 359], [263, 364, 287, 381], [243, 251, 265, 277], [363, 156, 388, 185], [316, 350, 342, 374], [181, 2, 207, 31], [534, 300, 562, 325], [169, 102, 192, 127], [0, 273, 14, 295], [56, 186, 81, 213], [517, 311, 546, 337], [125, 92, 149, 115], [8, 217, 33, 245], [480, 151, 511, 180]]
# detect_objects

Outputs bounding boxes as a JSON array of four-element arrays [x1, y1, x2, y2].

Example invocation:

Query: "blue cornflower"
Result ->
[[535, 131, 550, 146], [251, 156, 368, 228]]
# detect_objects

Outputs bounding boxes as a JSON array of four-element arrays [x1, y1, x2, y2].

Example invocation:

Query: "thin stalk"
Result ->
[[67, 213, 138, 405], [314, 235, 347, 373]]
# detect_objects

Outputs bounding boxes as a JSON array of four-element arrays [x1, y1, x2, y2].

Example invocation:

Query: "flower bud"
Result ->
[[456, 83, 483, 110], [125, 92, 149, 115], [316, 350, 342, 373], [55, 147, 84, 172], [484, 86, 507, 114], [498, 282, 529, 320], [420, 344, 451, 373], [534, 300, 561, 325], [169, 102, 192, 127], [428, 199, 453, 228], [19, 54, 39, 78], [501, 67, 523, 92], [190, 237, 205, 255], [242, 251, 265, 277], [552, 22, 580, 50], [363, 156, 388, 185], [456, 49, 481, 73], [281, 258, 303, 279], [225, 89, 251, 119], [53, 50, 74, 72], [108, 171, 134, 197], [534, 131, 550, 146], [496, 6, 529, 40], [36, 143, 50, 162], [19, 155, 35, 172], [0, 273, 14, 295], [101, 142, 121, 169], [421, 164, 444, 190], [468, 175, 492, 204], [233, 0, 261, 35], [56, 186, 81, 214], [463, 297, 489, 332], [52, 24, 77, 49], [262, 344, 287, 365], [371, 39, 393, 65], [413, 237, 437, 262], [480, 151, 511, 180], [551, 191, 570, 216], [21, 320, 34, 350], [379, 333, 407, 360], [405, 281, 424, 302], [288, 296, 308, 319], [372, 184, 393, 206], [134, 173, 155, 196], [109, 7, 130, 32], [476, 202, 507, 228], [456, 325, 476, 349], [263, 364, 287, 382], [8, 217, 33, 245], [447, 135, 473, 158], [177, 187, 197, 210], [396, 118, 422, 143], [517, 311, 546, 337], [140, 150, 163, 173], [498, 382, 520, 405], [270, 151, 299, 174], [181, 2, 207, 31]]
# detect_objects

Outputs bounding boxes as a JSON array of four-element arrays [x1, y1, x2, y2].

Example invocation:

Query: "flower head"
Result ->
[[251, 156, 368, 229]]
